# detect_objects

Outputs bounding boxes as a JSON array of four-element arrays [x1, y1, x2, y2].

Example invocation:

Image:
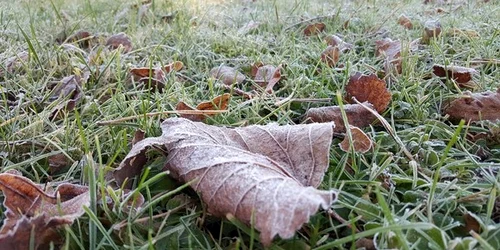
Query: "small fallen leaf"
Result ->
[[324, 35, 353, 51], [321, 45, 340, 67], [355, 238, 376, 250], [463, 212, 481, 233], [375, 38, 403, 74], [49, 72, 89, 120], [0, 173, 89, 249], [4, 51, 29, 74], [210, 65, 246, 86], [130, 61, 183, 92], [443, 88, 500, 122], [339, 126, 373, 153], [252, 64, 282, 93], [422, 20, 442, 43], [433, 64, 477, 85], [304, 22, 326, 36], [119, 118, 337, 246], [48, 153, 72, 174], [113, 129, 148, 188], [304, 102, 377, 133], [398, 14, 413, 29], [175, 93, 231, 122], [106, 32, 132, 53], [345, 72, 392, 113], [65, 30, 94, 48]]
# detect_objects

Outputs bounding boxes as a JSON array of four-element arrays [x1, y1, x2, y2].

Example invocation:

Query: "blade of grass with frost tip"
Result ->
[[180, 215, 211, 249], [82, 206, 120, 250], [120, 171, 168, 213], [427, 120, 464, 223], [85, 153, 98, 250], [17, 24, 42, 70], [471, 231, 495, 250], [313, 223, 433, 250], [375, 186, 409, 250]]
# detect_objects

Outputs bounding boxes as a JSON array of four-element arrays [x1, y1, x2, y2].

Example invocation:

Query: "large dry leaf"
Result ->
[[345, 72, 392, 113], [175, 93, 231, 122], [339, 126, 373, 153], [0, 173, 89, 249], [443, 88, 500, 122], [119, 118, 337, 246], [304, 102, 377, 133], [433, 64, 477, 84], [106, 32, 132, 53], [210, 66, 246, 86]]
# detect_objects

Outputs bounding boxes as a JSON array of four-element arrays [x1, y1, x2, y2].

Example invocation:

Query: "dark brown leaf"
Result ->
[[304, 102, 377, 133], [345, 72, 392, 113], [432, 64, 477, 84], [49, 72, 89, 120], [119, 118, 337, 246], [0, 173, 89, 249], [463, 212, 481, 233], [106, 32, 132, 53], [65, 30, 94, 48], [304, 22, 326, 36], [113, 130, 148, 188], [339, 126, 373, 153], [443, 88, 500, 122], [210, 66, 246, 86], [48, 153, 71, 174]]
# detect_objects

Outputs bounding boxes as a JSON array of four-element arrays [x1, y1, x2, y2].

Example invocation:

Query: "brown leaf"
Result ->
[[355, 238, 376, 250], [304, 22, 326, 36], [375, 38, 403, 74], [49, 72, 89, 120], [48, 153, 71, 174], [339, 126, 373, 153], [210, 65, 246, 86], [4, 51, 29, 74], [175, 93, 231, 122], [113, 129, 148, 188], [463, 212, 481, 233], [65, 30, 94, 48], [447, 28, 479, 38], [321, 45, 340, 67], [398, 14, 413, 29], [119, 118, 337, 246], [345, 72, 392, 113], [253, 64, 282, 93], [304, 102, 377, 133], [422, 20, 442, 43], [433, 64, 477, 84], [324, 35, 353, 51], [0, 173, 89, 249], [106, 32, 132, 53], [443, 88, 500, 122]]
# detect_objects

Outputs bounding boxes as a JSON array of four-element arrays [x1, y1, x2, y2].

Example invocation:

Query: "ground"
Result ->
[[0, 0, 499, 249]]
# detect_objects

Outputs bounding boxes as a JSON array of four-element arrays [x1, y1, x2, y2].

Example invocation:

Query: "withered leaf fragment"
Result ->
[[210, 66, 246, 86], [118, 118, 337, 246], [2, 51, 29, 77], [339, 126, 373, 153], [324, 35, 353, 51], [398, 14, 413, 29], [130, 61, 183, 92], [304, 22, 326, 36], [106, 32, 132, 53], [175, 93, 231, 122], [251, 64, 282, 93], [375, 38, 403, 74], [443, 88, 500, 122], [0, 173, 89, 250], [321, 46, 340, 67], [49, 72, 89, 120], [113, 129, 148, 188], [346, 72, 392, 113], [304, 102, 377, 133], [423, 20, 442, 43], [432, 64, 477, 84]]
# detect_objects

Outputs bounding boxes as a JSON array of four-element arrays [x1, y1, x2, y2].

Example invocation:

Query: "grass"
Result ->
[[1, 0, 500, 249]]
